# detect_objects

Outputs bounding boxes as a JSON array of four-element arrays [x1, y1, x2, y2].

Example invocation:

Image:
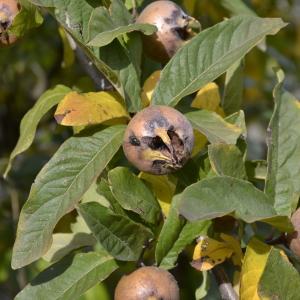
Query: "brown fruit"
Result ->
[[114, 266, 180, 300], [0, 0, 20, 46], [123, 105, 194, 175], [136, 0, 200, 63], [288, 208, 300, 257]]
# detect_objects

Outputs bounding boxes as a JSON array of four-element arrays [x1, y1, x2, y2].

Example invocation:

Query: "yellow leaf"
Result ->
[[141, 70, 161, 107], [191, 130, 207, 157], [191, 236, 234, 271], [191, 82, 225, 117], [220, 233, 243, 266], [139, 172, 176, 217], [240, 238, 271, 300], [55, 91, 129, 126]]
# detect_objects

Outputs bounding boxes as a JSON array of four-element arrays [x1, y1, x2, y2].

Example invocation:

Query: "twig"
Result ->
[[75, 47, 114, 91], [211, 265, 238, 300]]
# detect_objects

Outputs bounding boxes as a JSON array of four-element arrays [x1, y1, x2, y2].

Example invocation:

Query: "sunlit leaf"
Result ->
[[15, 251, 118, 300], [55, 91, 129, 126], [258, 248, 300, 299], [42, 233, 96, 263], [179, 176, 277, 223], [152, 16, 286, 107], [79, 202, 153, 261], [192, 236, 233, 271], [139, 172, 176, 217], [265, 69, 300, 216], [141, 70, 161, 107], [4, 85, 71, 177], [186, 110, 242, 144], [88, 23, 157, 47], [12, 125, 125, 269], [58, 27, 75, 68], [191, 82, 224, 117], [208, 144, 246, 179], [240, 238, 271, 300], [108, 167, 161, 224]]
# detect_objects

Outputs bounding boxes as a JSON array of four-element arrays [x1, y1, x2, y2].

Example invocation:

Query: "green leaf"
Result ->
[[43, 233, 96, 263], [9, 0, 43, 37], [258, 248, 300, 299], [79, 202, 153, 261], [220, 0, 256, 16], [152, 16, 286, 107], [12, 125, 125, 269], [159, 220, 210, 270], [208, 144, 246, 179], [222, 60, 244, 115], [15, 251, 118, 300], [186, 110, 242, 144], [179, 176, 277, 223], [29, 0, 142, 112], [88, 23, 157, 47], [155, 195, 185, 266], [108, 167, 161, 225], [4, 85, 71, 177], [265, 69, 300, 216]]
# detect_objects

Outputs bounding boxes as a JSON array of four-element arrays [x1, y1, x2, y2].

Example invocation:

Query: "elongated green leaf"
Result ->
[[222, 60, 244, 115], [186, 110, 242, 144], [4, 85, 71, 177], [265, 69, 300, 216], [12, 125, 125, 269], [108, 167, 161, 224], [15, 251, 118, 300], [258, 248, 300, 299], [208, 144, 246, 179], [79, 202, 153, 261], [88, 23, 156, 47], [220, 0, 256, 16], [179, 176, 277, 223], [155, 195, 185, 265], [159, 220, 210, 270], [152, 16, 286, 106], [43, 233, 96, 263]]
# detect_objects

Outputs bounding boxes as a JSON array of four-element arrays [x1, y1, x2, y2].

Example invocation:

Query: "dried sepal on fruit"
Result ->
[[0, 0, 20, 46], [123, 105, 194, 175], [136, 0, 200, 63], [114, 266, 179, 300]]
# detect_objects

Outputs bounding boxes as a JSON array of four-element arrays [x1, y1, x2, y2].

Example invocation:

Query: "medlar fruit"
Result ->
[[136, 0, 200, 63], [123, 105, 194, 175], [114, 266, 179, 300], [288, 208, 300, 257], [0, 0, 20, 46]]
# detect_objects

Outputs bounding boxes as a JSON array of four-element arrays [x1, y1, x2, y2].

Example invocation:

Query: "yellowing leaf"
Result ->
[[191, 130, 207, 157], [141, 70, 161, 107], [220, 233, 243, 266], [240, 238, 271, 300], [139, 172, 176, 217], [191, 236, 234, 271], [55, 91, 129, 126], [191, 82, 225, 117]]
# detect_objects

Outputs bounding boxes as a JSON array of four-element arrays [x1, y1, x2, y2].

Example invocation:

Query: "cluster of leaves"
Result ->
[[3, 0, 300, 299]]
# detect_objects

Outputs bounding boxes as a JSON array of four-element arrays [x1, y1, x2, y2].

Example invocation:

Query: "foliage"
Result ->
[[1, 0, 300, 299]]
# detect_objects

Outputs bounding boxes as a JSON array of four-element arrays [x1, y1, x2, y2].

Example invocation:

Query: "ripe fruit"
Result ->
[[136, 0, 200, 63], [0, 0, 20, 46], [114, 266, 179, 300], [288, 208, 300, 257], [123, 105, 194, 175]]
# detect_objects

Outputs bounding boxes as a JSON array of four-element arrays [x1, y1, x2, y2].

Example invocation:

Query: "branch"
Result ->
[[211, 265, 238, 300], [75, 47, 114, 91]]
